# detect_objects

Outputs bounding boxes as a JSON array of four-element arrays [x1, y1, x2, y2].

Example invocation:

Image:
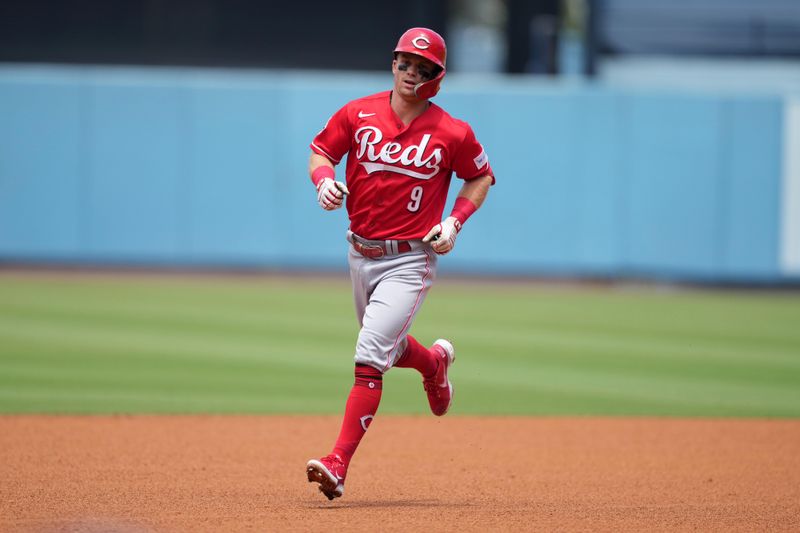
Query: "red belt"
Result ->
[[352, 238, 412, 259]]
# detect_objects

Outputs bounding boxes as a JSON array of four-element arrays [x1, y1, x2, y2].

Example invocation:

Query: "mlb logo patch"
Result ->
[[473, 147, 488, 170]]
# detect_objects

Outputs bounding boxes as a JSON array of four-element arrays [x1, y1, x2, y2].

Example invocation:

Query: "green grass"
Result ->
[[1, 272, 799, 417]]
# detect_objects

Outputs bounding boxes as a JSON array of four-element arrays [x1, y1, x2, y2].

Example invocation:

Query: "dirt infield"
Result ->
[[2, 416, 799, 532]]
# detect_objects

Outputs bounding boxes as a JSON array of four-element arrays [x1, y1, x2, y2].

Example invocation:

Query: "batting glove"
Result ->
[[422, 216, 462, 255], [316, 178, 350, 210]]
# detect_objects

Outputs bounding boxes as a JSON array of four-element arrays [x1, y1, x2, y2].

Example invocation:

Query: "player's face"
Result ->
[[392, 52, 438, 100]]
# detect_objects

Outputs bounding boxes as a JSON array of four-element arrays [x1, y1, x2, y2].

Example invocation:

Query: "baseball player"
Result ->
[[305, 27, 494, 500]]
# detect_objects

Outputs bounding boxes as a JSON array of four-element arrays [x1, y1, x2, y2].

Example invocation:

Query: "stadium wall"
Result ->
[[0, 65, 797, 283]]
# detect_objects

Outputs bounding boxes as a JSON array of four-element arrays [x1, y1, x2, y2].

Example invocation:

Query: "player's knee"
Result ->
[[354, 329, 398, 369]]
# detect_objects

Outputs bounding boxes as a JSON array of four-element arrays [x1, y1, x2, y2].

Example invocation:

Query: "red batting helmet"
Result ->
[[394, 27, 447, 99]]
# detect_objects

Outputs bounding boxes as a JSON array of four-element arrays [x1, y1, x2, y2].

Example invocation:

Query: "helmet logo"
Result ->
[[412, 36, 430, 50]]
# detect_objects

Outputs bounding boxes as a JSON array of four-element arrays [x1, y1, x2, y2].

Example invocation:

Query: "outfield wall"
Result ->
[[1, 64, 798, 282]]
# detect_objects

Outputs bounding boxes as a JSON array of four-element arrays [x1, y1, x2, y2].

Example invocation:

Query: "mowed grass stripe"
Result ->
[[0, 317, 352, 369], [0, 386, 335, 414], [0, 315, 354, 413], [0, 331, 353, 415], [0, 277, 356, 413], [422, 287, 800, 347], [1, 274, 799, 416], [460, 359, 800, 411], [5, 296, 794, 392], [5, 299, 797, 381]]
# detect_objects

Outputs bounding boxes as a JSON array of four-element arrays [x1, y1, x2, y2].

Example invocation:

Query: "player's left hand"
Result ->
[[422, 216, 462, 255]]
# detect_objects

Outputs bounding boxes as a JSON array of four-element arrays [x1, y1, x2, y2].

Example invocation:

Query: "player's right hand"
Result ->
[[316, 178, 350, 210]]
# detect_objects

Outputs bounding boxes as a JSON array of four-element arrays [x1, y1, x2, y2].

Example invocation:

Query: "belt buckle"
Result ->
[[355, 241, 385, 259]]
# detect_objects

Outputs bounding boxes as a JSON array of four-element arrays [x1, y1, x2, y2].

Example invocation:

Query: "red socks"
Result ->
[[331, 339, 434, 466], [332, 364, 382, 464], [394, 335, 437, 378]]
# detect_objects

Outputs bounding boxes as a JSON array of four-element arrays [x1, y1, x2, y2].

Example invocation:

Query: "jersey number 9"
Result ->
[[407, 185, 424, 212]]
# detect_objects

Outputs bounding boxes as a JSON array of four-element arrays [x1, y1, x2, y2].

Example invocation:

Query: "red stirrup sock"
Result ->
[[332, 364, 383, 465], [394, 335, 437, 378]]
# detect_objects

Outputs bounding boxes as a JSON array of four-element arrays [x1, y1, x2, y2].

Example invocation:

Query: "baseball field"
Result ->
[[1, 269, 799, 531]]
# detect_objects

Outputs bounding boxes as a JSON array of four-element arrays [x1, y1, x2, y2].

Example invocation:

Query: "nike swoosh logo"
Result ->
[[358, 111, 376, 118]]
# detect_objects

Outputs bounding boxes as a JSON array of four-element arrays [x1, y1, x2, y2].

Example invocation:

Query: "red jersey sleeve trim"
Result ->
[[310, 142, 341, 165]]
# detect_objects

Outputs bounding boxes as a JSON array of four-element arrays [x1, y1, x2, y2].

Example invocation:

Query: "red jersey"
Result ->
[[311, 90, 494, 240]]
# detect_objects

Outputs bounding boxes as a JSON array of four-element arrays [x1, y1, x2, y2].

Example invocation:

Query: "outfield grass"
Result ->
[[0, 271, 798, 417]]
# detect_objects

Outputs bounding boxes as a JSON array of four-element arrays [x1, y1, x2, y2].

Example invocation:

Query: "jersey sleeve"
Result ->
[[452, 125, 495, 183], [310, 104, 352, 165]]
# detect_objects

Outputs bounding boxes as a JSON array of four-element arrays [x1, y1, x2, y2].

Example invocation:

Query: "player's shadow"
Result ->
[[309, 499, 470, 509]]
